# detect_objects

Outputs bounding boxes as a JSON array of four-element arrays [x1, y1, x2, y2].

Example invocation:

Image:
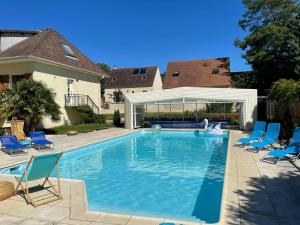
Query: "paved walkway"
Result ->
[[0, 128, 134, 168], [223, 131, 300, 225], [0, 129, 299, 225]]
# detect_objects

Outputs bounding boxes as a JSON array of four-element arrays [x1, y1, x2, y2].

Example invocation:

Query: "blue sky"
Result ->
[[0, 0, 250, 72]]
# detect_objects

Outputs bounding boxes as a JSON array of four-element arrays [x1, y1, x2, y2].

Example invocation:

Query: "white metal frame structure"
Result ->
[[124, 87, 257, 130]]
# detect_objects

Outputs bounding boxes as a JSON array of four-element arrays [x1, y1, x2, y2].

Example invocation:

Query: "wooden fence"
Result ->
[[258, 98, 300, 139]]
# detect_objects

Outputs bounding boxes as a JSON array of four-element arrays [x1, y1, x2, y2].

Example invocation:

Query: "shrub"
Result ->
[[66, 105, 106, 124], [113, 110, 121, 127], [268, 79, 300, 102], [93, 114, 106, 123]]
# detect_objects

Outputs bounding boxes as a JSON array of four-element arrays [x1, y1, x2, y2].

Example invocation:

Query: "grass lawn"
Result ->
[[44, 123, 112, 135]]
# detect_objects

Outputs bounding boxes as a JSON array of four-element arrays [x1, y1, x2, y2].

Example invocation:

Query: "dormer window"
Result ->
[[133, 69, 140, 75], [141, 76, 146, 80], [61, 44, 76, 59], [112, 77, 116, 82], [132, 68, 147, 75], [139, 68, 146, 74], [212, 68, 220, 75], [172, 71, 180, 77]]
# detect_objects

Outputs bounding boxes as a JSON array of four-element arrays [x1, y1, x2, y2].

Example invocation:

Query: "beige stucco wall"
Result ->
[[105, 87, 153, 103], [102, 103, 125, 114], [0, 61, 101, 128], [32, 62, 101, 128], [152, 67, 163, 90], [0, 61, 34, 75]]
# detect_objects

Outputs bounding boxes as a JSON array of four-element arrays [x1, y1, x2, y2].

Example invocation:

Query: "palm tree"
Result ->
[[2, 79, 61, 131], [0, 92, 9, 127]]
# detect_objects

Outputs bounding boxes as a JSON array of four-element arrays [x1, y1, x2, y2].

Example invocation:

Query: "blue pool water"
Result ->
[[1, 130, 229, 223]]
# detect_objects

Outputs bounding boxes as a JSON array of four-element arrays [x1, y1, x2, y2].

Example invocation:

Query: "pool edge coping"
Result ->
[[0, 128, 233, 225]]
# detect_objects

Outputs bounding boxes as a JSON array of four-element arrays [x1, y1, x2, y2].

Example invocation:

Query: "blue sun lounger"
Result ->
[[15, 152, 63, 207], [261, 127, 300, 164], [249, 123, 281, 151], [237, 121, 266, 145], [29, 131, 54, 150], [0, 135, 28, 156]]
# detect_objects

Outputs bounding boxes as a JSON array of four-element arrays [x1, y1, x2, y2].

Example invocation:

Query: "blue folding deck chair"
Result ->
[[29, 131, 54, 150], [15, 152, 63, 207], [261, 127, 300, 164], [0, 135, 28, 156], [237, 121, 266, 146], [249, 123, 281, 152]]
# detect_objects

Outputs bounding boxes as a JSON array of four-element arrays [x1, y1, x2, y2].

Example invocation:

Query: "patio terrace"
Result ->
[[0, 128, 299, 225]]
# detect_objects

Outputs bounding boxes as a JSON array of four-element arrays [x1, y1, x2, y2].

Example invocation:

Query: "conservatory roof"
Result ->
[[124, 87, 257, 104]]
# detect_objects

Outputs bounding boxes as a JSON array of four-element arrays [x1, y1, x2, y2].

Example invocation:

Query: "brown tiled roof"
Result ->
[[163, 58, 231, 89], [0, 28, 107, 75], [104, 66, 158, 89], [0, 29, 38, 34]]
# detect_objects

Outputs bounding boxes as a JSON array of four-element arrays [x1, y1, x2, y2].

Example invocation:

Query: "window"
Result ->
[[132, 91, 135, 93], [128, 77, 133, 81], [141, 76, 146, 80], [142, 90, 147, 92], [139, 68, 146, 74], [172, 71, 180, 77], [61, 44, 76, 58], [112, 77, 116, 82], [212, 68, 220, 75], [132, 68, 147, 75], [133, 69, 140, 75]]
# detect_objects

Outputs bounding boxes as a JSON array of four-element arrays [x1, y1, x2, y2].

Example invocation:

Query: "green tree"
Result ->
[[0, 92, 9, 127], [2, 79, 61, 131], [113, 90, 124, 103], [268, 79, 300, 101], [113, 109, 121, 127], [97, 63, 111, 73], [230, 71, 258, 89], [235, 0, 300, 94]]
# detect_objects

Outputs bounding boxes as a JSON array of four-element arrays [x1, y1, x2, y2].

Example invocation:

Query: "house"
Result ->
[[163, 57, 231, 89], [0, 28, 108, 128], [103, 66, 162, 103]]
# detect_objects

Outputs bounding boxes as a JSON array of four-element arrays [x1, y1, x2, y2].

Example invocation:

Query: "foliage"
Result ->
[[2, 79, 61, 131], [205, 103, 234, 113], [0, 92, 9, 127], [43, 123, 111, 135], [113, 109, 121, 127], [268, 79, 300, 102], [144, 111, 240, 125], [66, 105, 106, 124], [230, 71, 258, 89], [235, 0, 300, 94], [97, 63, 111, 73], [113, 90, 124, 103]]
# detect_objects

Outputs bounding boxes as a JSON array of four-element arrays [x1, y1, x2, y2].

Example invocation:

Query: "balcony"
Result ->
[[65, 94, 99, 114]]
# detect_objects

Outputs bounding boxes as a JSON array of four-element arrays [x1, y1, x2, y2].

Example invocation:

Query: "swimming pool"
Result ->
[[2, 130, 229, 223]]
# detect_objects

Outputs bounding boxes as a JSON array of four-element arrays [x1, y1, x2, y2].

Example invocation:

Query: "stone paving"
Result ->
[[0, 128, 299, 225], [0, 128, 135, 168], [222, 131, 300, 225]]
